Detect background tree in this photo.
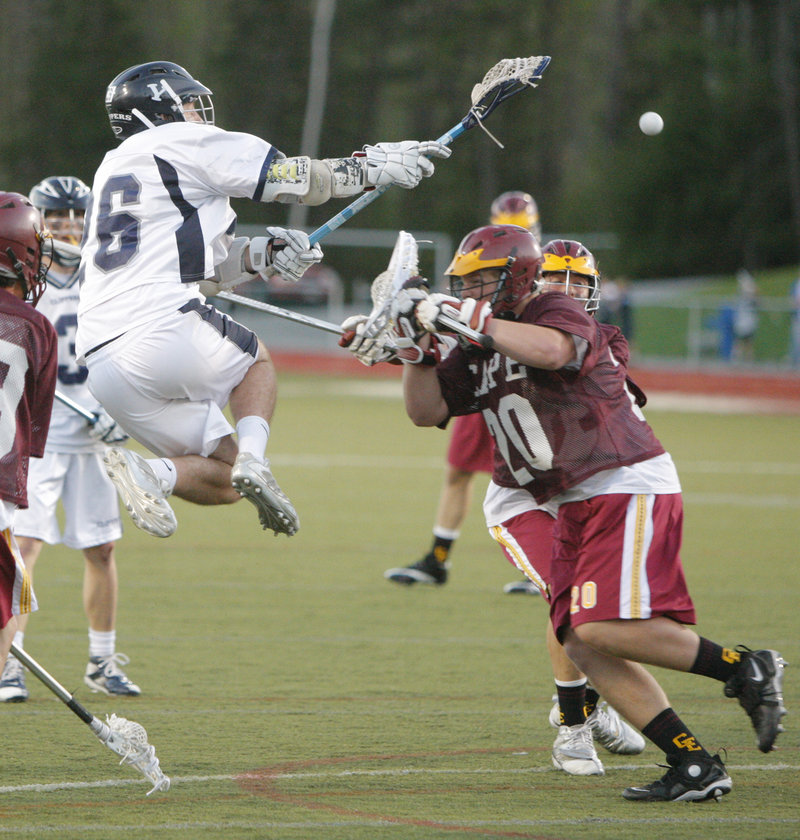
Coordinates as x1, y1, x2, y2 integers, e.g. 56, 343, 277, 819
1, 0, 798, 280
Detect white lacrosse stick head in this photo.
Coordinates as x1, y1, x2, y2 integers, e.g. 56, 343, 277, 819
352, 231, 420, 366
468, 56, 550, 148
102, 713, 171, 795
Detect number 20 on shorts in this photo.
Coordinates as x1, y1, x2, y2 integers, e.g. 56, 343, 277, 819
570, 581, 598, 615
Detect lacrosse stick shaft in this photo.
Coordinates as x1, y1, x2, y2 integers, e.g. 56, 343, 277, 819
55, 389, 97, 424
10, 643, 94, 723
217, 290, 344, 335
437, 314, 494, 350
309, 56, 550, 245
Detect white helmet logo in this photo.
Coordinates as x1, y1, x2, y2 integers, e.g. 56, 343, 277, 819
146, 80, 181, 105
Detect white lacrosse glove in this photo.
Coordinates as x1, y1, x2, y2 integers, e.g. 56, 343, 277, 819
253, 227, 323, 283
417, 294, 494, 346
338, 314, 396, 366
339, 314, 369, 351
89, 409, 129, 444
390, 277, 430, 342
362, 141, 452, 189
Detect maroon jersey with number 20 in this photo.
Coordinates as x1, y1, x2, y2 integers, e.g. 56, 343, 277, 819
435, 293, 664, 504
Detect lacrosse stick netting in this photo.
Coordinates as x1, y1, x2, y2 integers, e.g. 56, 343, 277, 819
351, 230, 419, 366
9, 643, 170, 795
465, 56, 550, 147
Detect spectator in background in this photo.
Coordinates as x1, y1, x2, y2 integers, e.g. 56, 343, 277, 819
732, 269, 759, 363
597, 276, 634, 347
789, 273, 800, 368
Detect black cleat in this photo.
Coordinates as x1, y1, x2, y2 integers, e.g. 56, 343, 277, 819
622, 752, 731, 802
724, 647, 787, 752
384, 552, 449, 586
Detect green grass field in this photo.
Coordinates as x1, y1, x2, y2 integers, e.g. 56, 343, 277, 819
2, 373, 798, 840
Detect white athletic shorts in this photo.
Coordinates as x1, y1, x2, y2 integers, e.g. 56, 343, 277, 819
85, 302, 260, 458
14, 451, 122, 550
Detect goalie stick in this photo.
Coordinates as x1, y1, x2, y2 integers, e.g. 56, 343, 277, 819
9, 644, 170, 795
308, 56, 551, 245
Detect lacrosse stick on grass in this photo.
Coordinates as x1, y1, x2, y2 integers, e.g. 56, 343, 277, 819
308, 55, 551, 245
9, 643, 170, 795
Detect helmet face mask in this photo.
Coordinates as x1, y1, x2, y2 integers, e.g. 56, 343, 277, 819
105, 61, 214, 140
490, 191, 541, 243
0, 192, 52, 305
538, 240, 601, 313
446, 225, 542, 316
29, 176, 90, 248
449, 268, 505, 309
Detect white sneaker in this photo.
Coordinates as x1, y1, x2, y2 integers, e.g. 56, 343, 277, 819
104, 447, 177, 538
231, 453, 299, 537
552, 723, 605, 776
588, 701, 646, 755
502, 578, 542, 595
0, 654, 28, 702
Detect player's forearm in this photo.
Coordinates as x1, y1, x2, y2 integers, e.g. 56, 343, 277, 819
402, 365, 449, 427
485, 319, 576, 370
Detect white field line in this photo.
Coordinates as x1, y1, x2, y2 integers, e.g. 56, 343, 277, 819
0, 761, 796, 795
270, 452, 800, 476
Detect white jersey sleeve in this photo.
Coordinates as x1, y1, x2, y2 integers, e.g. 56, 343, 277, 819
76, 123, 279, 359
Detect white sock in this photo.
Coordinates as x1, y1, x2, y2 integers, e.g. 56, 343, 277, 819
236, 416, 270, 461
12, 631, 23, 650
433, 526, 460, 541
88, 629, 115, 660
147, 458, 177, 494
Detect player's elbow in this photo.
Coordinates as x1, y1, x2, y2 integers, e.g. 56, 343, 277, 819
538, 332, 578, 370
406, 402, 447, 427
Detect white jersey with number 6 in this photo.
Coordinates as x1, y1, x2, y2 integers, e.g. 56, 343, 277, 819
76, 122, 278, 361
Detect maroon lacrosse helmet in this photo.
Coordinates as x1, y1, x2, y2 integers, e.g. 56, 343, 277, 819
539, 239, 601, 312
0, 192, 51, 305
490, 191, 541, 242
445, 224, 542, 315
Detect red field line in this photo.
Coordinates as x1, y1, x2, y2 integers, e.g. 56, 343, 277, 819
272, 351, 800, 412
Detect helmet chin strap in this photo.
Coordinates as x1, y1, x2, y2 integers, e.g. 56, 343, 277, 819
131, 108, 157, 130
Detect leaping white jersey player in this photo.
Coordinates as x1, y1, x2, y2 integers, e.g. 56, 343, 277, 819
76, 60, 451, 539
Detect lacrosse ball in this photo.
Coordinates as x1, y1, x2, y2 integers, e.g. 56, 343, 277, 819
639, 111, 664, 136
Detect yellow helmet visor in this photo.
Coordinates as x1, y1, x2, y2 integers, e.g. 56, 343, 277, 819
540, 253, 599, 277
445, 247, 510, 277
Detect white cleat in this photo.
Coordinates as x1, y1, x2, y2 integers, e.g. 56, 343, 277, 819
587, 701, 646, 755
552, 723, 605, 776
231, 452, 299, 537
103, 447, 177, 538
